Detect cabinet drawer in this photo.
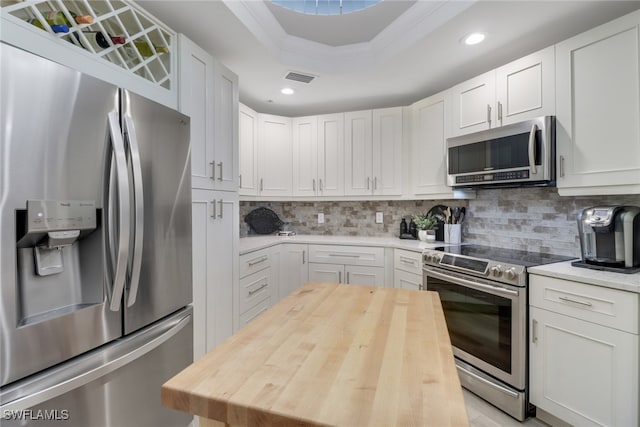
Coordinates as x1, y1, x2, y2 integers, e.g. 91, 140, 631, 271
530, 275, 639, 334
239, 248, 271, 278
239, 297, 271, 328
308, 245, 384, 267
239, 268, 272, 313
394, 249, 422, 275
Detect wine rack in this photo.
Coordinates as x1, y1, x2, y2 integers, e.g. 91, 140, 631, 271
1, 0, 174, 91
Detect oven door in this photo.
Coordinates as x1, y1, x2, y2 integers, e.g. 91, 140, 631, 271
423, 265, 526, 390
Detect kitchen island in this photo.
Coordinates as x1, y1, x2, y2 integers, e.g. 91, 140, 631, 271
162, 282, 468, 426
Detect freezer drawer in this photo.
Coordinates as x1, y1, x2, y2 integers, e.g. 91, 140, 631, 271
0, 307, 193, 427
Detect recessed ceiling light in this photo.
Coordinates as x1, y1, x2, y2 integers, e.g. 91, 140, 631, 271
281, 88, 295, 95
463, 32, 486, 46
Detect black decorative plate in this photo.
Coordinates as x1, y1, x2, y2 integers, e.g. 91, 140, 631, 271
245, 207, 284, 234
427, 205, 448, 242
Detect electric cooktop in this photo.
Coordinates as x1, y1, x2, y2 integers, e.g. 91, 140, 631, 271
432, 244, 576, 268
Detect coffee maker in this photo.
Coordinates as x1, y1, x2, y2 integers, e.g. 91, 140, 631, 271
573, 206, 640, 273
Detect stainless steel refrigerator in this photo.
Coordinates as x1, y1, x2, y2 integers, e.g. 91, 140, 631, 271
0, 43, 193, 426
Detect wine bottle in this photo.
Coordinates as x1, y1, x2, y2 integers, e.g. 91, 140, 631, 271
30, 10, 92, 33
133, 41, 169, 57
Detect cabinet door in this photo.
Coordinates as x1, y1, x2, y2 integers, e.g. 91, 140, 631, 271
239, 103, 258, 196
451, 70, 496, 137
278, 244, 309, 301
308, 263, 343, 283
213, 61, 239, 191
258, 114, 292, 196
345, 265, 385, 286
318, 113, 345, 196
556, 11, 640, 195
344, 110, 373, 195
190, 190, 210, 360
207, 193, 239, 349
372, 107, 402, 195
179, 36, 215, 191
410, 90, 453, 197
495, 46, 555, 126
292, 116, 318, 197
530, 307, 638, 427
394, 270, 422, 290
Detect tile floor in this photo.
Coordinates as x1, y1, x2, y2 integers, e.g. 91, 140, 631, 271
463, 390, 549, 427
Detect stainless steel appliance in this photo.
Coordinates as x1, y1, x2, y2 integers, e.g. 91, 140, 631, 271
446, 116, 555, 188
422, 245, 574, 420
1, 43, 193, 426
574, 205, 640, 273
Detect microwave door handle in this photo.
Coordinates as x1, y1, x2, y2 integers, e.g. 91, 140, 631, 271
107, 111, 130, 312
528, 123, 537, 175
123, 115, 144, 308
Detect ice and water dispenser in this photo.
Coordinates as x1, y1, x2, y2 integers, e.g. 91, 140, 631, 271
15, 200, 103, 324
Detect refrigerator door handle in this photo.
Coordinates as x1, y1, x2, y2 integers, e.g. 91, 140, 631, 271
0, 310, 192, 413
106, 111, 131, 312
123, 115, 145, 308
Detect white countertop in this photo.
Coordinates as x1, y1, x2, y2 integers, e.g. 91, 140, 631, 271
239, 234, 444, 255
528, 261, 640, 294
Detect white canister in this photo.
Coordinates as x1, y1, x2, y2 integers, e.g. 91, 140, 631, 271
445, 224, 462, 244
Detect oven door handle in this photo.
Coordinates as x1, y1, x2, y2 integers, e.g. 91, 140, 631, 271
423, 267, 518, 297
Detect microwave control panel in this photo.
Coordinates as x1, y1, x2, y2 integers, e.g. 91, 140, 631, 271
456, 169, 530, 184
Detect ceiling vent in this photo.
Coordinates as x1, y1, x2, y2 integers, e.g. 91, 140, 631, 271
284, 71, 316, 84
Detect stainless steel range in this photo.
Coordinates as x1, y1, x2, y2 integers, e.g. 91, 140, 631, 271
422, 245, 574, 421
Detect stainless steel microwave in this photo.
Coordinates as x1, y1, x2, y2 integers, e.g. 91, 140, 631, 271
446, 116, 556, 188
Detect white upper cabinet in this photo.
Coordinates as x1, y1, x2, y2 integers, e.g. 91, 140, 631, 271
556, 10, 640, 195
317, 114, 345, 197
179, 35, 214, 190
213, 61, 239, 192
239, 103, 258, 196
410, 90, 454, 197
451, 46, 555, 136
345, 108, 402, 196
495, 46, 555, 126
179, 36, 238, 192
258, 114, 293, 197
451, 70, 496, 137
292, 116, 318, 197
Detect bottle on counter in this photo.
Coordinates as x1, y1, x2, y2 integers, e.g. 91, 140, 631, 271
409, 220, 417, 239
400, 218, 408, 236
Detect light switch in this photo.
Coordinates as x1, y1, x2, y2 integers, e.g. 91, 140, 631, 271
318, 213, 325, 224
375, 212, 383, 224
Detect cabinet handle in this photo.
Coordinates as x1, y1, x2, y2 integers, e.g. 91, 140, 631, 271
319, 178, 323, 192
346, 272, 350, 283
367, 177, 371, 190
260, 178, 264, 192
487, 104, 492, 127
338, 271, 342, 283
210, 200, 216, 219
558, 295, 592, 307
328, 253, 360, 258
248, 282, 268, 296
248, 255, 268, 266
532, 319, 538, 343
313, 179, 316, 192
218, 200, 223, 219
399, 256, 416, 265
239, 174, 243, 188
559, 155, 565, 178
217, 162, 223, 181
374, 177, 378, 190
302, 250, 306, 264
497, 101, 503, 124
209, 162, 215, 180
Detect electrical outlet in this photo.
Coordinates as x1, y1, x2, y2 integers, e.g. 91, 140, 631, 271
318, 213, 325, 224
375, 212, 383, 224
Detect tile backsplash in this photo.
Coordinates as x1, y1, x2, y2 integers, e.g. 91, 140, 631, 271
240, 188, 640, 257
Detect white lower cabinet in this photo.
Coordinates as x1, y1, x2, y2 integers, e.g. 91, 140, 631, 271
529, 275, 639, 426
278, 244, 309, 301
393, 249, 423, 290
191, 189, 238, 359
238, 248, 276, 327
308, 263, 384, 286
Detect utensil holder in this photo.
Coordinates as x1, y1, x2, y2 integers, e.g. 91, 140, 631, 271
445, 224, 461, 244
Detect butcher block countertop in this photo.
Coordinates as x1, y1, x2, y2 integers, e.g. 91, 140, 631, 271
162, 282, 468, 427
